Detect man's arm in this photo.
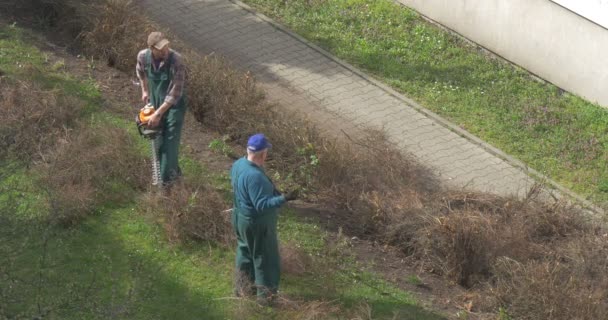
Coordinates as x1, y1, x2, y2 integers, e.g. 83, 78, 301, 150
248, 173, 286, 212
136, 50, 149, 103
164, 51, 185, 107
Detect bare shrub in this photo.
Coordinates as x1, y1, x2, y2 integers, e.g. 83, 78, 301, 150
43, 126, 146, 225
140, 180, 233, 245
274, 298, 341, 320
0, 78, 80, 163
320, 132, 430, 192
280, 242, 312, 276
518, 201, 589, 241
380, 190, 608, 317
348, 301, 379, 320
230, 294, 341, 320
387, 191, 592, 287
187, 57, 266, 135
80, 0, 154, 70
491, 242, 608, 320
423, 210, 498, 286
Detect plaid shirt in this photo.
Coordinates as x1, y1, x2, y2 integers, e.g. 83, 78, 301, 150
136, 48, 185, 106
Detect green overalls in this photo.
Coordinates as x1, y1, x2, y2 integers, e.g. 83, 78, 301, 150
145, 49, 186, 184
230, 157, 286, 298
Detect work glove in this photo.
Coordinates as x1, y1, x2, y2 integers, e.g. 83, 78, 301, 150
284, 189, 299, 201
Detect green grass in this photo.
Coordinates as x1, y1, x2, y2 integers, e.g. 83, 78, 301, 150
0, 23, 443, 319
241, 0, 608, 203
209, 138, 237, 159
1, 191, 233, 319
406, 275, 423, 286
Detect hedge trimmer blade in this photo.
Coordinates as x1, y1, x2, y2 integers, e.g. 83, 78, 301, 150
136, 104, 163, 187
150, 134, 162, 186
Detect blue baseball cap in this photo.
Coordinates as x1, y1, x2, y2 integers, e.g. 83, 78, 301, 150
247, 133, 272, 152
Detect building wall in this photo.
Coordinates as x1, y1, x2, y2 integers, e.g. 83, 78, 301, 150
397, 0, 608, 107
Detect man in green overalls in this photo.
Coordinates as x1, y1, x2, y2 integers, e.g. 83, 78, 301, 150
136, 32, 186, 185
230, 134, 298, 305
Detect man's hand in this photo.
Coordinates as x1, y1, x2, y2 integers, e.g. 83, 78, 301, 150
141, 90, 149, 103
147, 112, 162, 128
284, 189, 299, 201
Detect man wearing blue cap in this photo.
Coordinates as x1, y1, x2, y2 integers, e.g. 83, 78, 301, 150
230, 133, 298, 305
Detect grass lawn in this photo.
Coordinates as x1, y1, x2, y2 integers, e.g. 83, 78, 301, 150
0, 23, 443, 319
240, 0, 608, 204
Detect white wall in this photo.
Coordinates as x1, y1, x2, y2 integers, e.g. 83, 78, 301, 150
397, 0, 608, 107
551, 0, 608, 29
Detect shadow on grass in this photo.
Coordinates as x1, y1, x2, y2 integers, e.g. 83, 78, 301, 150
0, 204, 232, 319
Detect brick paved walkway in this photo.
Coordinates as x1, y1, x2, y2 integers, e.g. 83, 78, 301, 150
139, 0, 540, 198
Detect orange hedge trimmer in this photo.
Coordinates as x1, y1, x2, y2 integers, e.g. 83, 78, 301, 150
136, 104, 162, 186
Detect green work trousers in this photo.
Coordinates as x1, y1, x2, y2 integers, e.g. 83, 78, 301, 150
159, 105, 185, 183
232, 211, 280, 297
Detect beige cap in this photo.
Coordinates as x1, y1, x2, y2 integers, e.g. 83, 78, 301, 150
147, 32, 169, 50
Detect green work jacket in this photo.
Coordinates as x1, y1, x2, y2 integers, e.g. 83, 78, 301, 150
230, 158, 285, 217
